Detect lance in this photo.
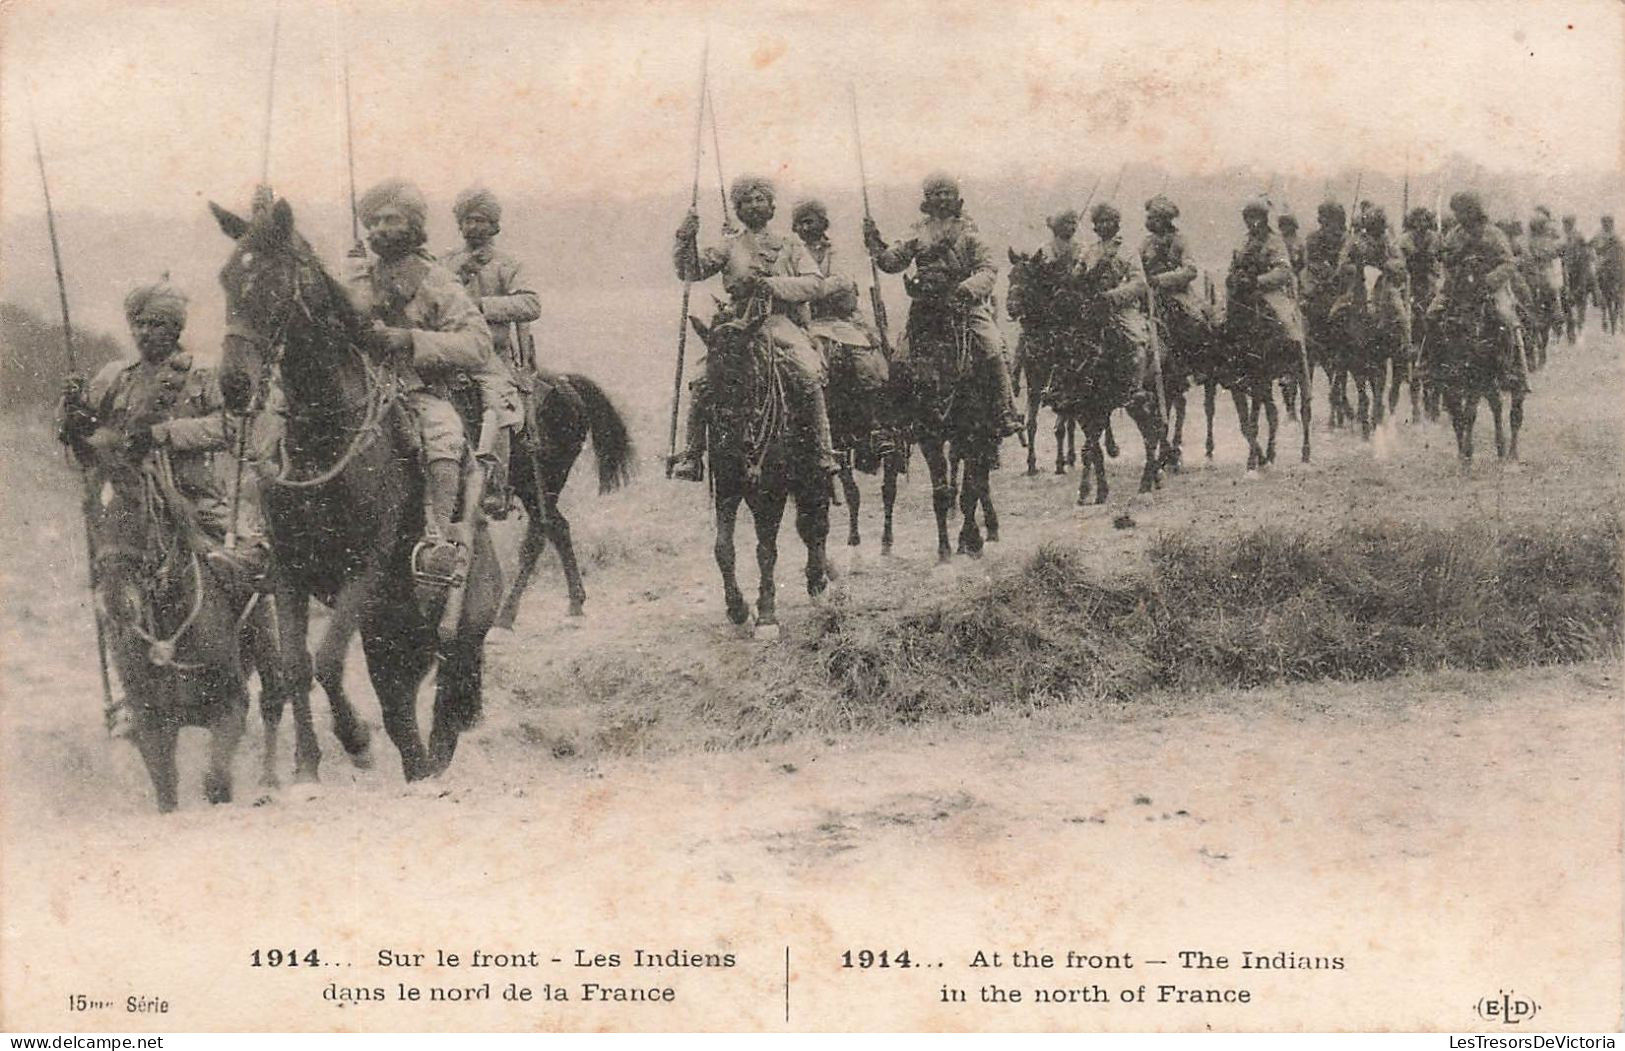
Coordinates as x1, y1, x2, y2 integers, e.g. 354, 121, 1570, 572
1079, 171, 1104, 214
229, 8, 281, 550
343, 47, 360, 245
667, 39, 711, 477
706, 85, 730, 225
1106, 162, 1128, 206
31, 99, 115, 723
849, 83, 891, 352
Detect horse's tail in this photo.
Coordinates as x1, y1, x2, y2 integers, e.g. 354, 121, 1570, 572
565, 374, 635, 493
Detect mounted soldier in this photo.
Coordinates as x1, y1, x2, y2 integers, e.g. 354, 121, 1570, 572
1228, 196, 1305, 346
440, 186, 538, 518
791, 198, 890, 465
1559, 214, 1600, 339
57, 277, 266, 736
343, 178, 519, 582
1593, 215, 1623, 334
1428, 191, 1527, 392
1278, 211, 1307, 278
862, 172, 1023, 438
1333, 204, 1412, 343
1400, 207, 1444, 340
1072, 202, 1155, 396
670, 175, 839, 483
1141, 194, 1211, 358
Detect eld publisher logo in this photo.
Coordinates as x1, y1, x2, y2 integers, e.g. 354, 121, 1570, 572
1475, 989, 1541, 1025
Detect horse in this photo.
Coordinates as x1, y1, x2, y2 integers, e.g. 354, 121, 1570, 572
1329, 262, 1408, 438
688, 306, 831, 636
75, 439, 291, 812
1215, 290, 1313, 471
1006, 248, 1080, 475
893, 304, 1003, 559
1521, 252, 1564, 371
1148, 272, 1227, 470
214, 196, 500, 781
490, 371, 634, 626
812, 322, 909, 555
1428, 293, 1525, 464
1043, 304, 1168, 507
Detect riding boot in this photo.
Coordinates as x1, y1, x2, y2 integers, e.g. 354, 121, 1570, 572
418, 457, 470, 586
987, 351, 1024, 437
670, 390, 707, 482
809, 383, 839, 476
479, 427, 513, 519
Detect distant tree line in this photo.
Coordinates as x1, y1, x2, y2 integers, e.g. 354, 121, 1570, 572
0, 302, 120, 416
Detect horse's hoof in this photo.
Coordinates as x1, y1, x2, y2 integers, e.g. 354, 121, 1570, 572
1026, 465, 1041, 477
567, 601, 586, 618
754, 621, 782, 641
985, 525, 999, 543
204, 778, 232, 806
1054, 465, 1067, 476
732, 618, 756, 639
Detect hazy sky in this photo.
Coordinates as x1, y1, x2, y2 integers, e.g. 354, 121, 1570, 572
2, 0, 1621, 221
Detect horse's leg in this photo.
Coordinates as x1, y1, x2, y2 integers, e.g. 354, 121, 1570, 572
1460, 393, 1478, 463
494, 505, 548, 629
271, 587, 324, 782
752, 487, 788, 633
1053, 412, 1066, 475
1168, 391, 1187, 472
1026, 386, 1042, 475
203, 666, 247, 806
840, 465, 861, 546
714, 484, 750, 626
1204, 380, 1218, 459
1077, 422, 1098, 505
958, 462, 984, 557
880, 454, 899, 555
1508, 389, 1524, 460
241, 604, 284, 790
310, 578, 374, 768
130, 702, 180, 813
1232, 387, 1260, 471
920, 442, 954, 562
795, 480, 831, 597
981, 475, 999, 542
427, 633, 485, 775
1298, 353, 1314, 462
1355, 364, 1373, 440
1067, 416, 1078, 466
1103, 418, 1120, 459
1488, 388, 1507, 459
359, 614, 435, 782
1261, 389, 1279, 464
1132, 403, 1161, 493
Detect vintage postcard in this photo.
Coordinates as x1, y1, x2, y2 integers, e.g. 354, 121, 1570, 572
1, 0, 1620, 1035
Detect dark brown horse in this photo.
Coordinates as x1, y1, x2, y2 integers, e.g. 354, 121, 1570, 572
689, 307, 831, 637
1429, 294, 1525, 464
71, 439, 291, 811
214, 196, 499, 781
1007, 248, 1080, 476
489, 372, 634, 626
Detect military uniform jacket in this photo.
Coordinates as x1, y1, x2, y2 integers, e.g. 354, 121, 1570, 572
674, 226, 829, 327
1141, 229, 1205, 321
1400, 229, 1444, 305
345, 248, 519, 427
1336, 231, 1411, 318
1229, 229, 1304, 343
803, 239, 877, 349
1075, 234, 1150, 347
1593, 232, 1624, 282
1433, 224, 1518, 316
440, 243, 541, 367
81, 350, 230, 504
873, 214, 998, 320
1302, 226, 1345, 305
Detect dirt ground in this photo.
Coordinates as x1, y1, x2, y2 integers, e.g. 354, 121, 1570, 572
2, 327, 1621, 1032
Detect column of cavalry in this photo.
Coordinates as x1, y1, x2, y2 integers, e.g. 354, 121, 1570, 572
38, 28, 1612, 811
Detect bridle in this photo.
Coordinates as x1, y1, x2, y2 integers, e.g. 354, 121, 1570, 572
230, 243, 393, 489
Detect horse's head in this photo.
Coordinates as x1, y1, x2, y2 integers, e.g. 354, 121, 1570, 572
211, 195, 364, 413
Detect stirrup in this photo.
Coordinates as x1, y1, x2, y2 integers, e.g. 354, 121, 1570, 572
410, 536, 469, 591
668, 451, 705, 482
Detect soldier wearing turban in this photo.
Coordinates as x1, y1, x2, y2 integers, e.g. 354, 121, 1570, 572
671, 174, 840, 481
1429, 191, 1528, 392
1227, 195, 1305, 346
441, 186, 537, 518
345, 178, 516, 580
1062, 200, 1155, 400
1400, 207, 1445, 345
1140, 193, 1211, 369
790, 197, 892, 466
861, 173, 1023, 437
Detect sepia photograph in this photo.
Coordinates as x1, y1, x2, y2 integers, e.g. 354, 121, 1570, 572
1, 0, 1621, 1035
